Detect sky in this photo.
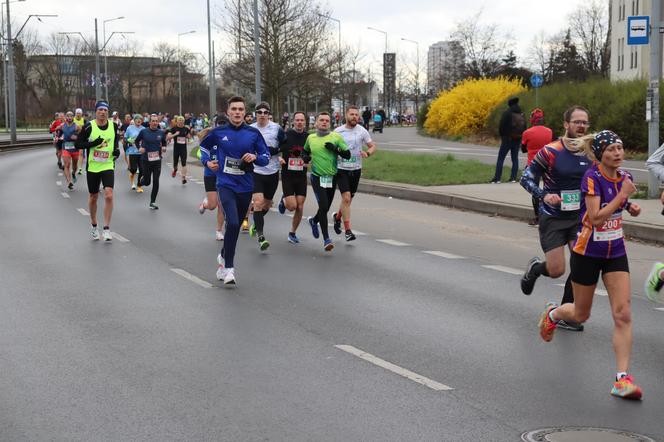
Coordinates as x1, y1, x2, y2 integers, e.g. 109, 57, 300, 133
12, 0, 584, 77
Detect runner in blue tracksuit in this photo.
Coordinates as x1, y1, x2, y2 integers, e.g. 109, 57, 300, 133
199, 96, 270, 285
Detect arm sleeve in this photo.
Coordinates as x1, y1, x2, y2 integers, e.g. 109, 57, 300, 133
160, 130, 167, 147
581, 173, 597, 196
335, 134, 351, 159
253, 132, 271, 167
199, 134, 213, 166
646, 142, 664, 182
519, 147, 549, 199
498, 111, 511, 137
74, 123, 96, 149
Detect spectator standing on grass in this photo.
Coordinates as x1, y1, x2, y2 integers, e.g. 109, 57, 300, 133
491, 97, 526, 183
521, 108, 555, 225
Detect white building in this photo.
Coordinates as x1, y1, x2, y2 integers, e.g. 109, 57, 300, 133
610, 0, 663, 81
426, 41, 464, 94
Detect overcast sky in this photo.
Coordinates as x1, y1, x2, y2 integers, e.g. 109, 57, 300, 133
15, 0, 585, 76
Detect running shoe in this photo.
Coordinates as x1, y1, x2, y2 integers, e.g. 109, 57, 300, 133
102, 229, 112, 242
557, 320, 584, 332
345, 230, 356, 242
521, 257, 542, 295
538, 302, 558, 342
611, 375, 643, 400
644, 262, 664, 303
249, 224, 256, 238
223, 267, 236, 285
68, 182, 74, 190
333, 212, 342, 235
182, 179, 187, 185
216, 265, 226, 281
308, 216, 319, 238
217, 253, 224, 266
241, 218, 249, 233
199, 198, 208, 214
287, 232, 300, 244
258, 235, 270, 251
149, 203, 159, 210
77, 167, 83, 175
131, 184, 136, 190
136, 186, 144, 193
278, 197, 286, 214
171, 169, 177, 178
215, 230, 224, 241
324, 238, 334, 251
91, 226, 100, 241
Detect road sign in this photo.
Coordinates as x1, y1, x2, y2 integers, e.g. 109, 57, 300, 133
530, 74, 543, 88
628, 16, 650, 45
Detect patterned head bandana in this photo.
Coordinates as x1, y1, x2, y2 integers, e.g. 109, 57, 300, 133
592, 130, 622, 161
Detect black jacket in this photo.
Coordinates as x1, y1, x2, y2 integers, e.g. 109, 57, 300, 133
498, 103, 522, 138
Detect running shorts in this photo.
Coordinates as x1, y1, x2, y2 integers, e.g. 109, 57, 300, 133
281, 172, 307, 197
62, 150, 80, 160
252, 172, 279, 201
173, 145, 187, 167
538, 214, 579, 253
337, 169, 362, 197
204, 175, 217, 192
570, 252, 629, 286
87, 169, 114, 194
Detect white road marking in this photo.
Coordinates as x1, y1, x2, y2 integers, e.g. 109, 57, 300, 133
270, 208, 279, 213
352, 230, 367, 236
111, 232, 130, 242
56, 180, 62, 186
60, 192, 70, 199
335, 344, 453, 391
170, 268, 213, 289
555, 283, 608, 296
482, 265, 522, 275
655, 308, 664, 312
77, 208, 90, 216
423, 250, 465, 259
57, 172, 63, 176
376, 239, 410, 246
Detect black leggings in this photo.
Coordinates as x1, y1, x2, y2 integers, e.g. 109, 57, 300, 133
141, 159, 161, 203
129, 155, 141, 175
310, 174, 336, 240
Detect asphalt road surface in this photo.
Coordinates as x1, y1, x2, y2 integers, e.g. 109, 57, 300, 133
1, 147, 663, 441
373, 127, 653, 185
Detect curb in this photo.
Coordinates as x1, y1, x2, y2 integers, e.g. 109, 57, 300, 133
358, 179, 664, 245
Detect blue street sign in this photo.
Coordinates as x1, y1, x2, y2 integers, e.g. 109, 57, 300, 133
628, 16, 650, 45
530, 74, 544, 89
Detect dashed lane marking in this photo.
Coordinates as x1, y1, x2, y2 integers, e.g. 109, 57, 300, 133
56, 180, 62, 186
423, 250, 465, 259
482, 265, 522, 275
60, 192, 70, 199
58, 172, 63, 176
335, 344, 453, 391
77, 208, 90, 216
170, 268, 213, 289
353, 230, 367, 236
655, 308, 664, 312
555, 283, 608, 296
376, 239, 410, 246
111, 232, 130, 242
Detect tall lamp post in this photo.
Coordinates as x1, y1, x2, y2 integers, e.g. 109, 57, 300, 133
400, 37, 419, 113
367, 26, 388, 113
206, 0, 216, 118
317, 13, 343, 114
102, 16, 124, 101
1, 0, 26, 133
177, 30, 196, 116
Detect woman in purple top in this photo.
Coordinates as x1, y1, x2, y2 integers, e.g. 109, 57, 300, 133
538, 130, 644, 400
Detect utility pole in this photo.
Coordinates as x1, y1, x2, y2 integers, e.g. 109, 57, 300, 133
648, 0, 662, 198
253, 0, 261, 103
5, 0, 15, 142
94, 18, 101, 102
207, 0, 216, 117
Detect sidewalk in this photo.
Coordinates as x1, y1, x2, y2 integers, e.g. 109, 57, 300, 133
359, 179, 664, 245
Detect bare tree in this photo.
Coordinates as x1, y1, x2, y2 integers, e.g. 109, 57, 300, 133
568, 0, 610, 76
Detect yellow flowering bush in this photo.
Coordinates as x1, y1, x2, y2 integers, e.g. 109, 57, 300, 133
425, 77, 526, 137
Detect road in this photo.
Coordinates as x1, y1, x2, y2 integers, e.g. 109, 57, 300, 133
372, 127, 653, 185
1, 146, 663, 441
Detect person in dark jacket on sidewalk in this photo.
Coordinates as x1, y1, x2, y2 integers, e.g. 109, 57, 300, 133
491, 97, 525, 183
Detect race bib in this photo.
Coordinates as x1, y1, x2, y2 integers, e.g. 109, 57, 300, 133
64, 142, 76, 151
341, 156, 358, 165
147, 151, 160, 162
320, 175, 333, 188
593, 214, 623, 242
288, 158, 304, 171
92, 150, 109, 163
223, 157, 245, 175
560, 190, 581, 211
176, 137, 186, 145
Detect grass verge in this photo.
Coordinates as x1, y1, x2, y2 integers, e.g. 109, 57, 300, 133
361, 151, 518, 186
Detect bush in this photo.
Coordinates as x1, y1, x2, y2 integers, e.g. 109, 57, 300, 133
417, 101, 430, 129
424, 77, 526, 137
485, 77, 656, 151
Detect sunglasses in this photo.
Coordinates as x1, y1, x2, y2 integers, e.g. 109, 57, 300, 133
255, 110, 270, 115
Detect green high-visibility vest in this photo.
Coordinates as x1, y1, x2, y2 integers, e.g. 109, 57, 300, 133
87, 120, 116, 173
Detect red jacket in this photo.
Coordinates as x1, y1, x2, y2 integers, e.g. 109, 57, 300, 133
522, 125, 554, 165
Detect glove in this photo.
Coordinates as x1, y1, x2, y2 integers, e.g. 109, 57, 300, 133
269, 145, 280, 155
302, 153, 312, 164
113, 149, 120, 161
239, 160, 254, 172
324, 142, 337, 153
92, 136, 104, 147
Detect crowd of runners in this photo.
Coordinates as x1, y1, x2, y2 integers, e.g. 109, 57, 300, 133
48, 98, 664, 403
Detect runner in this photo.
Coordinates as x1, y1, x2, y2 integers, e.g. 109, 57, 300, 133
73, 108, 87, 175
119, 113, 133, 169
644, 142, 664, 303
249, 102, 286, 251
49, 112, 65, 170
197, 119, 226, 241
135, 114, 167, 210
520, 108, 554, 225
59, 112, 81, 190
538, 130, 643, 400
74, 100, 120, 242
123, 114, 145, 192
304, 112, 351, 251
332, 106, 377, 241
167, 116, 192, 184
520, 105, 592, 332
276, 111, 309, 243
199, 95, 270, 284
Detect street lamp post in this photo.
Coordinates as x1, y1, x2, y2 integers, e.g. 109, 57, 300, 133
367, 26, 388, 113
1, 0, 27, 133
177, 30, 195, 116
401, 37, 419, 113
253, 0, 261, 103
318, 13, 343, 115
207, 0, 215, 118
4, 0, 15, 142
367, 26, 387, 53
102, 16, 124, 102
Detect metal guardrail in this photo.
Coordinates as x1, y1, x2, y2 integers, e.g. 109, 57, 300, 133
0, 138, 53, 152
